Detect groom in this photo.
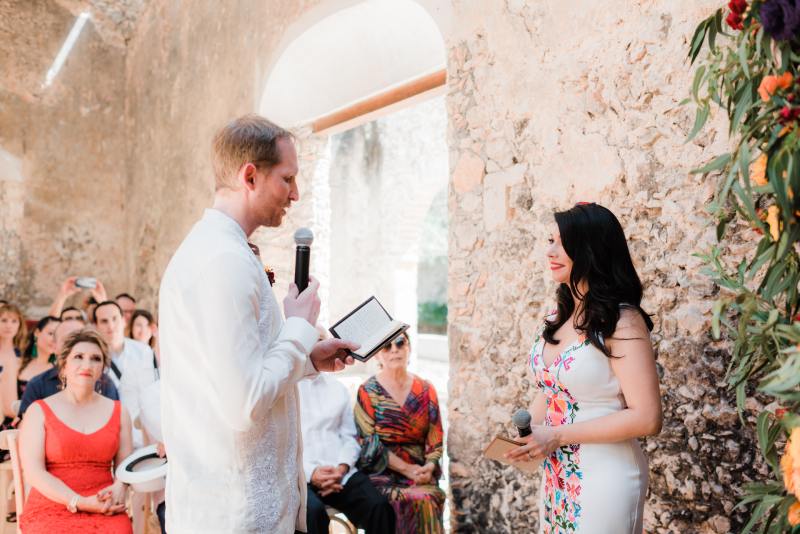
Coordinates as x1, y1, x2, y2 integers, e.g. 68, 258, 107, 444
159, 114, 357, 533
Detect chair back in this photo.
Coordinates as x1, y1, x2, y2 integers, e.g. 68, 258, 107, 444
0, 429, 25, 526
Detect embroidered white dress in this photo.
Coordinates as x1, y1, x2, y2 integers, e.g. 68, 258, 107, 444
529, 323, 649, 534
159, 209, 319, 533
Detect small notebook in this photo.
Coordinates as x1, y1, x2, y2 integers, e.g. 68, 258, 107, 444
329, 296, 409, 362
483, 435, 542, 474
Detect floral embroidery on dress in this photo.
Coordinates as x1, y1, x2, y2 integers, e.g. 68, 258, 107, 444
530, 316, 584, 534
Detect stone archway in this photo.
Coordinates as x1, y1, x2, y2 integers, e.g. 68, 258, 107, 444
253, 0, 450, 331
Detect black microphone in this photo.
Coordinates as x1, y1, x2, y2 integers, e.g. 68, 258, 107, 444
293, 228, 314, 292
512, 409, 532, 438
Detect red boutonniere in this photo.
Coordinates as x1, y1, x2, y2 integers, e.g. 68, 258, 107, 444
264, 265, 275, 286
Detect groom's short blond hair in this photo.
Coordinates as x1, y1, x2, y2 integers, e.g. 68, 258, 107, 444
211, 114, 293, 191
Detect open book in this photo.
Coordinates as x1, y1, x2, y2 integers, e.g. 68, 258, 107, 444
329, 296, 409, 362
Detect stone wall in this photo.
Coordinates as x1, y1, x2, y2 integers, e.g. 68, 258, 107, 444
444, 1, 748, 533
2, 0, 765, 532
0, 0, 129, 314
123, 0, 325, 310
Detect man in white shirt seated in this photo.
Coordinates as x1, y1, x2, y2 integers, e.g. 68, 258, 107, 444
94, 300, 156, 447
299, 373, 395, 534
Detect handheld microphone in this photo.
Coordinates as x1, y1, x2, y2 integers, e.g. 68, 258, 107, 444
293, 228, 314, 292
512, 409, 532, 438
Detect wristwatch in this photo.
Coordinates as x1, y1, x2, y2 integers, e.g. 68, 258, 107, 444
67, 495, 79, 513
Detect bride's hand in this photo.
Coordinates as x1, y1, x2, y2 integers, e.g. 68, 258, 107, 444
504, 426, 561, 462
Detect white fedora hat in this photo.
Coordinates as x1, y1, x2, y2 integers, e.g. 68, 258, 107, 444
115, 444, 167, 493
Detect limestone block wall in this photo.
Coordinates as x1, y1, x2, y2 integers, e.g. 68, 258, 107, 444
0, 0, 129, 313
444, 1, 750, 532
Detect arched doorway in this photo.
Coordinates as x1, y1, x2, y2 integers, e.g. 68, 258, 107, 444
257, 1, 451, 525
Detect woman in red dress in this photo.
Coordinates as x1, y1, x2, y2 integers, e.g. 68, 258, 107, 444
19, 329, 133, 533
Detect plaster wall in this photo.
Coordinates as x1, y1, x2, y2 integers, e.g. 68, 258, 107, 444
0, 0, 129, 313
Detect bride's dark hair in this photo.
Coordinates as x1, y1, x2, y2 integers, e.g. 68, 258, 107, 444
543, 203, 653, 357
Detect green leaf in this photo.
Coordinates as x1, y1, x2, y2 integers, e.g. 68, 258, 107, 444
731, 81, 754, 132
689, 18, 711, 64
691, 152, 731, 174
687, 104, 710, 142
738, 37, 751, 78
692, 65, 707, 102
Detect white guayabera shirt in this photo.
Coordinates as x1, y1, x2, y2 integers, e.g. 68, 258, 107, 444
159, 209, 319, 533
297, 373, 361, 485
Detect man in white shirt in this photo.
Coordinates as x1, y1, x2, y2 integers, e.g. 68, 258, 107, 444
159, 114, 357, 534
299, 374, 395, 534
94, 300, 156, 447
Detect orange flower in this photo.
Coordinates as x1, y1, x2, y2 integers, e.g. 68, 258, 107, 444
751, 154, 769, 186
767, 205, 781, 241
758, 72, 794, 102
782, 427, 800, 501
790, 501, 800, 527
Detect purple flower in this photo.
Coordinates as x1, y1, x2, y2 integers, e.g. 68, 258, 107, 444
760, 0, 800, 41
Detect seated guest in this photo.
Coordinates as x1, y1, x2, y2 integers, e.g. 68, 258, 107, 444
0, 303, 27, 419
355, 332, 446, 534
94, 301, 155, 446
21, 316, 60, 374
19, 319, 119, 417
60, 307, 86, 322
299, 372, 395, 534
0, 316, 61, 427
47, 276, 107, 319
130, 309, 159, 360
131, 345, 165, 534
115, 293, 136, 335
19, 329, 133, 533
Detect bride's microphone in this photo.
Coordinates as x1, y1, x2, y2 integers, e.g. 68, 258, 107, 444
293, 228, 313, 292
513, 409, 532, 438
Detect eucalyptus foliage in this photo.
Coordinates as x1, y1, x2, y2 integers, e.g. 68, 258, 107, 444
688, 3, 800, 532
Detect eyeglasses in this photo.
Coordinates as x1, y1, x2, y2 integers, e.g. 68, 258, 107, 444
381, 336, 407, 351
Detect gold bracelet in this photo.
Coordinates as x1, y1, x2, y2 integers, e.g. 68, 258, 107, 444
67, 494, 79, 513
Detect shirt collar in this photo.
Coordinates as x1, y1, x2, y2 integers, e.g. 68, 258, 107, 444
203, 208, 248, 242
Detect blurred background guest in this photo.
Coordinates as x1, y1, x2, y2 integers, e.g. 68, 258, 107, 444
19, 329, 133, 533
130, 309, 159, 360
115, 293, 137, 336
94, 300, 155, 447
0, 317, 62, 428
60, 307, 86, 322
48, 277, 107, 320
354, 332, 445, 534
0, 303, 27, 422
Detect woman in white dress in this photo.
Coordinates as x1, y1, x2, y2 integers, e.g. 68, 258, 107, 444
506, 203, 662, 534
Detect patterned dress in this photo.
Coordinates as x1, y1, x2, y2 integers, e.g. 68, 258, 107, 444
354, 375, 446, 534
529, 318, 649, 534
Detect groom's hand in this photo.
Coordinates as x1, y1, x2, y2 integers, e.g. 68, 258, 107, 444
310, 338, 358, 372
284, 276, 321, 325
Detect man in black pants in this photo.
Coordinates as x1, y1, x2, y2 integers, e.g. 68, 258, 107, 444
299, 373, 395, 533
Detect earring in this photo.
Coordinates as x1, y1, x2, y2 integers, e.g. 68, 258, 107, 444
59, 375, 66, 390
32, 337, 37, 357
